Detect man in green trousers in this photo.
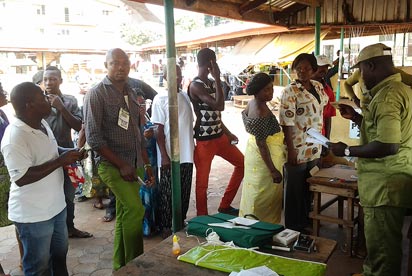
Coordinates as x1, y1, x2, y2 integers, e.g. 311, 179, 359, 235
83, 48, 154, 270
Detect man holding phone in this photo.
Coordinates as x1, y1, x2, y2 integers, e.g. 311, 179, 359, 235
43, 66, 92, 239
188, 48, 244, 216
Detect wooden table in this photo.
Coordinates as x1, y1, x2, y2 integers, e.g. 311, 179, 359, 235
114, 230, 337, 276
307, 167, 359, 256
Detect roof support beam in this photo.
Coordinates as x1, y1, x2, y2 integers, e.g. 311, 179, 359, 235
239, 0, 267, 16
293, 0, 320, 7
130, 0, 288, 26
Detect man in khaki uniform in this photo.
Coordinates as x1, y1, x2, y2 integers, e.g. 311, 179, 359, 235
329, 43, 412, 276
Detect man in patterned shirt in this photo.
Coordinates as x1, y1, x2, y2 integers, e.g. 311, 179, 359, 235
188, 48, 244, 216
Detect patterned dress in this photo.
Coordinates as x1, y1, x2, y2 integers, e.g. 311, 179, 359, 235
239, 111, 286, 224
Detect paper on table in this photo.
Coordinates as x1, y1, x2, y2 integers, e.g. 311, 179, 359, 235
208, 222, 251, 229
228, 217, 258, 226
306, 128, 330, 148
229, 266, 279, 276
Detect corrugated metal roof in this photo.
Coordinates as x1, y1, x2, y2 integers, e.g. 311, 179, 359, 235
133, 0, 412, 30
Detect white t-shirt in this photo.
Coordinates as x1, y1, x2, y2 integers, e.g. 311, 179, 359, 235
151, 90, 194, 167
1, 119, 66, 223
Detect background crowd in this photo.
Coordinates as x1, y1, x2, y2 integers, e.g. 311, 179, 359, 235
0, 43, 411, 276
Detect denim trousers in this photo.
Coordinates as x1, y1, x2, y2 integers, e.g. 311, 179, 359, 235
98, 162, 145, 271
194, 134, 244, 215
14, 208, 68, 276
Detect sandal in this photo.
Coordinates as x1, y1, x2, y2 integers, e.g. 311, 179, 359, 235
93, 202, 105, 210
103, 213, 115, 222
68, 228, 93, 238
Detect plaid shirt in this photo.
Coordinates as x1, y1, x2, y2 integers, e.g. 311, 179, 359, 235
83, 76, 145, 168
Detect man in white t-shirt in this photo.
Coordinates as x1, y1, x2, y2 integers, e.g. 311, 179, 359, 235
151, 64, 194, 238
1, 82, 84, 276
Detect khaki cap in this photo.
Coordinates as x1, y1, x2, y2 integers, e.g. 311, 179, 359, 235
315, 55, 332, 67
351, 43, 392, 69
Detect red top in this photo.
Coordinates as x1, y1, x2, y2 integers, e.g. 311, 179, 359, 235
322, 81, 336, 135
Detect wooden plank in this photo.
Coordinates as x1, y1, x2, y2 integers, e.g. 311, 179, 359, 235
309, 212, 356, 227
309, 183, 357, 197
307, 176, 358, 190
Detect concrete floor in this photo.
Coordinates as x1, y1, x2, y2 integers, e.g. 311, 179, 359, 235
0, 101, 409, 275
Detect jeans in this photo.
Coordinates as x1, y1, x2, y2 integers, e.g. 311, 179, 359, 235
14, 208, 68, 276
98, 162, 145, 271
194, 134, 244, 215
106, 190, 116, 217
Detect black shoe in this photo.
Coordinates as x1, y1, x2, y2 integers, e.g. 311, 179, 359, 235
218, 206, 239, 216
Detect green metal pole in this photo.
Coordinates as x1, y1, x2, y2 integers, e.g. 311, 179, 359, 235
287, 67, 291, 85
336, 27, 344, 101
315, 6, 321, 55
279, 69, 283, 86
164, 0, 183, 232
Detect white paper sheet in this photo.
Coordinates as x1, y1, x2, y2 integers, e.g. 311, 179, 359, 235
229, 266, 279, 276
306, 128, 330, 147
228, 217, 258, 226
208, 222, 251, 229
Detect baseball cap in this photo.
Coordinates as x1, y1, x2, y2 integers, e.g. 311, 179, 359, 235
351, 43, 392, 69
315, 55, 332, 67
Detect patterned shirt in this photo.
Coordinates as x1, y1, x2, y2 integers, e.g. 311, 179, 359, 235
83, 76, 144, 168
279, 80, 328, 164
45, 94, 82, 148
189, 77, 223, 141
242, 111, 281, 141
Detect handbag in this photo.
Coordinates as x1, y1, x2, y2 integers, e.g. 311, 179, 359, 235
187, 213, 284, 248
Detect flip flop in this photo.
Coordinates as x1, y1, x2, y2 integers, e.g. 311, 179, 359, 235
93, 202, 104, 210
68, 228, 93, 238
103, 213, 115, 222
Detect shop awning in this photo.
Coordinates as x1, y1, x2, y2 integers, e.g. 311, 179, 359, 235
218, 34, 275, 75
219, 31, 328, 75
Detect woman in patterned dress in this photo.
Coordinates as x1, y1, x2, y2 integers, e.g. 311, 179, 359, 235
239, 73, 286, 224
279, 54, 328, 232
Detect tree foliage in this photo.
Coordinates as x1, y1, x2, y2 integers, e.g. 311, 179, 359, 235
120, 23, 162, 46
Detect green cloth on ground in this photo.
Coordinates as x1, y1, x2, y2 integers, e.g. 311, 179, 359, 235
178, 244, 326, 276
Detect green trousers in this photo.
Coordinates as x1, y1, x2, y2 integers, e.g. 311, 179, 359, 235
98, 162, 144, 271
363, 205, 406, 276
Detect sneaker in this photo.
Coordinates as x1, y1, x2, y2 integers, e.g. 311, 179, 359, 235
218, 206, 239, 216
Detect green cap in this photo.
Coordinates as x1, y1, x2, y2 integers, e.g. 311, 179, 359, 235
351, 43, 392, 69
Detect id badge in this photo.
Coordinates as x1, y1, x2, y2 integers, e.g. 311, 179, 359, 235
118, 108, 130, 130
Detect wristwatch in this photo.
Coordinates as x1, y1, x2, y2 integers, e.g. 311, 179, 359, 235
344, 146, 351, 157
